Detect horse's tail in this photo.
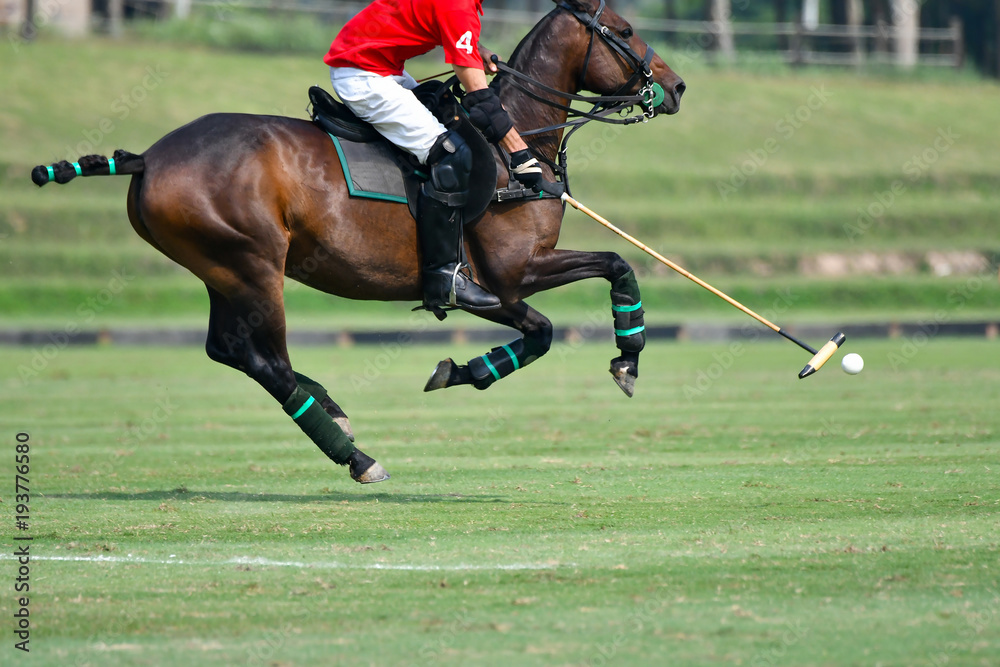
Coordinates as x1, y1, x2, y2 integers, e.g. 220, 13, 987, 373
31, 149, 144, 187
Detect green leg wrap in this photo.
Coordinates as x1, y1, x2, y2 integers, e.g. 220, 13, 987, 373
611, 270, 646, 353
282, 386, 354, 464
294, 371, 330, 403
467, 338, 544, 390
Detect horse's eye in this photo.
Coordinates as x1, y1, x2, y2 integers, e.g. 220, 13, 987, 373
621, 27, 633, 39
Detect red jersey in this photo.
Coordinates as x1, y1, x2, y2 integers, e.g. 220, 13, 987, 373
325, 0, 485, 77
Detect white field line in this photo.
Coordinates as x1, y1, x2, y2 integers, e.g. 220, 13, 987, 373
0, 553, 570, 572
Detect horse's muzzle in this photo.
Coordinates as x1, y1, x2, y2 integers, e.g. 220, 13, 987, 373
657, 78, 686, 115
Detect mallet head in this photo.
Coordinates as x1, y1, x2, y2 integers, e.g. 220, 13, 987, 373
799, 332, 847, 379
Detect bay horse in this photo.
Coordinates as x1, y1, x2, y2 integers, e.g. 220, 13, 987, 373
31, 0, 684, 484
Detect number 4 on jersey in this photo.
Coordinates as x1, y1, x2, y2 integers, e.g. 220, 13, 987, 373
455, 31, 474, 54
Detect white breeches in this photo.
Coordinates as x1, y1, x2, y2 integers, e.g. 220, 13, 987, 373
329, 67, 447, 165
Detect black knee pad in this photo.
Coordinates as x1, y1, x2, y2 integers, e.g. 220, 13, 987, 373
425, 131, 472, 197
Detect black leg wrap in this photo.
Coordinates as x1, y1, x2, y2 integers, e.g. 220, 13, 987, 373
610, 270, 646, 353
467, 338, 542, 390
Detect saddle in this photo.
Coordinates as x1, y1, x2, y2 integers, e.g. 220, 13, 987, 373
308, 80, 498, 222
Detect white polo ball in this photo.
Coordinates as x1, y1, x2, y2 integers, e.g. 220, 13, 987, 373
841, 353, 864, 375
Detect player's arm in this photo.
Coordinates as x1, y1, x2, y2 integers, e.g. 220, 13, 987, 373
452, 65, 527, 154
454, 65, 543, 190
442, 5, 544, 190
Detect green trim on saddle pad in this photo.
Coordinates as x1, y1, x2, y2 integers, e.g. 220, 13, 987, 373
328, 133, 408, 205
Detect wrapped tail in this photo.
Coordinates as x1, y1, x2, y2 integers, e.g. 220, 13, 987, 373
31, 149, 144, 187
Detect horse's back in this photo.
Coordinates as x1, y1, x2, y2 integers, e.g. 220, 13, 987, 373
129, 111, 421, 301
143, 113, 322, 177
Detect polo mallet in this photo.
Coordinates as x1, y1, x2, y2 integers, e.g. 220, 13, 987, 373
558, 191, 845, 379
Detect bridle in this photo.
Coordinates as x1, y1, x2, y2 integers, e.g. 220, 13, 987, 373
490, 0, 666, 137
487, 0, 667, 199
563, 0, 659, 113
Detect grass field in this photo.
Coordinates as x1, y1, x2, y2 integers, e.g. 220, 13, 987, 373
2, 38, 999, 327
2, 16, 998, 667
1, 338, 998, 665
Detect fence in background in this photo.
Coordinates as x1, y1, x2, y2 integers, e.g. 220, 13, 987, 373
634, 15, 964, 68
168, 0, 965, 68
2, 0, 964, 69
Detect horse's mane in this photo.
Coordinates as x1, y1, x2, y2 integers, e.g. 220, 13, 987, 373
493, 5, 562, 91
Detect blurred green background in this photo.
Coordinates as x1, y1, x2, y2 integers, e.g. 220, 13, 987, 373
1, 2, 998, 332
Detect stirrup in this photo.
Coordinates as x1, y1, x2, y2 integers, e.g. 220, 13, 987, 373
416, 263, 500, 314
447, 263, 463, 307
447, 265, 500, 311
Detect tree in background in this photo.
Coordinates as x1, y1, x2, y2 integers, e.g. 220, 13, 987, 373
923, 0, 999, 76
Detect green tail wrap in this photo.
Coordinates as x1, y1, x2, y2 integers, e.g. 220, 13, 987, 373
610, 270, 646, 353
282, 385, 354, 464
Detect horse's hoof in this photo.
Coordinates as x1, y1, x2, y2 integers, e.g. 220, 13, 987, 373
609, 358, 638, 398
333, 416, 355, 442
348, 449, 391, 484
354, 461, 390, 484
424, 358, 457, 392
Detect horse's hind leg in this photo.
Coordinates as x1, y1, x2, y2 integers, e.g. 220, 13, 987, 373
204, 285, 387, 483
206, 287, 356, 440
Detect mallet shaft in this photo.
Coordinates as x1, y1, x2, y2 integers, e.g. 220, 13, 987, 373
560, 193, 846, 379
562, 193, 811, 348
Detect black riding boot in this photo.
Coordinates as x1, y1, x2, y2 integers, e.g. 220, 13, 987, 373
417, 131, 500, 311
417, 196, 500, 311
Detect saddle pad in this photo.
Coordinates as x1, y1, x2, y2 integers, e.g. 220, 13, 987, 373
328, 133, 408, 204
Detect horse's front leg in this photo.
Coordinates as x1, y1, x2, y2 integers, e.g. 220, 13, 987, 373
424, 300, 553, 391
427, 249, 646, 396
515, 248, 646, 397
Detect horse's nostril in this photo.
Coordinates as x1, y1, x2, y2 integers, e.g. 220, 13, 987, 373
674, 80, 686, 98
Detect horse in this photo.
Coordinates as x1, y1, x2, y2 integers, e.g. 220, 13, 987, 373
30, 0, 685, 484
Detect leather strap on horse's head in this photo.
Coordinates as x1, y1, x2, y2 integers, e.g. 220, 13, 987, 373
556, 0, 655, 95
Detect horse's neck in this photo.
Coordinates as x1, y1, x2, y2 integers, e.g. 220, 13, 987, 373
496, 17, 580, 164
